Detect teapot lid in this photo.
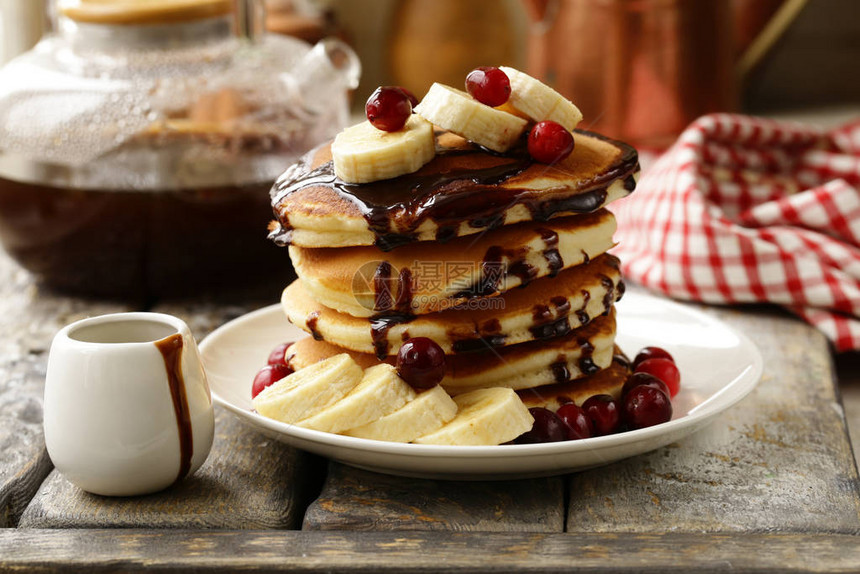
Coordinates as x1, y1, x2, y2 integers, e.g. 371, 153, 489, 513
59, 0, 232, 25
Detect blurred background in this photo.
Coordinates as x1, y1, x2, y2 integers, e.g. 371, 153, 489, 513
332, 0, 860, 147
0, 0, 856, 300
2, 0, 858, 145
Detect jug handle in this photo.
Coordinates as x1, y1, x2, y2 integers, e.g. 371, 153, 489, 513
286, 38, 361, 117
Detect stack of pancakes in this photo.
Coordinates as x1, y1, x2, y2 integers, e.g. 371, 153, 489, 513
270, 130, 638, 411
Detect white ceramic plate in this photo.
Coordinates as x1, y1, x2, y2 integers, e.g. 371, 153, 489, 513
202, 291, 763, 480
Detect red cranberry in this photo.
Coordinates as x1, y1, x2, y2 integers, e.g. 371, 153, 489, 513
251, 364, 292, 399
465, 66, 511, 107
515, 407, 567, 443
621, 372, 670, 399
394, 86, 419, 107
622, 385, 673, 430
527, 121, 575, 164
632, 346, 675, 369
366, 86, 412, 132
396, 337, 446, 390
581, 394, 621, 436
556, 403, 593, 440
267, 342, 293, 367
635, 358, 681, 398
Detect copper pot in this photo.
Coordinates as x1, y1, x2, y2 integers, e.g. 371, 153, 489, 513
525, 0, 739, 148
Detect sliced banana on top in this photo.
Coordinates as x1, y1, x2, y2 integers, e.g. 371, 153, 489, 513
344, 384, 458, 443
413, 387, 534, 446
499, 67, 583, 132
415, 83, 528, 153
297, 364, 416, 433
331, 115, 436, 184
252, 353, 363, 424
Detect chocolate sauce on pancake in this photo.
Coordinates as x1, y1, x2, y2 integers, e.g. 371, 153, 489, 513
271, 130, 639, 252
453, 227, 573, 300
550, 295, 571, 315
370, 313, 414, 359
306, 311, 324, 341
551, 358, 570, 384
373, 262, 395, 312
452, 335, 507, 354
577, 289, 592, 324
616, 280, 626, 301
600, 275, 616, 310
578, 341, 600, 375
393, 267, 414, 313
537, 228, 564, 277
529, 317, 572, 340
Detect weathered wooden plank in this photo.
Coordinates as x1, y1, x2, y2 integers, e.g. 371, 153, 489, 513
303, 463, 564, 532
0, 251, 133, 527
18, 406, 320, 530
2, 530, 860, 573
567, 305, 860, 533
837, 351, 860, 464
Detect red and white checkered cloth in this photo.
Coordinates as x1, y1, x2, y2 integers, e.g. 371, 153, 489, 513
612, 113, 860, 352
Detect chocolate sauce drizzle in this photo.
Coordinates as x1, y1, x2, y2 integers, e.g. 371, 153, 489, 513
578, 340, 600, 375
370, 314, 414, 359
271, 130, 639, 251
306, 311, 323, 341
600, 274, 616, 311
154, 334, 193, 483
576, 289, 591, 325
454, 228, 568, 301
551, 357, 570, 384
394, 268, 414, 313
613, 353, 632, 371
537, 228, 563, 277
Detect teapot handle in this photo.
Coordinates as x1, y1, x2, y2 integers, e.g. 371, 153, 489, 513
290, 38, 361, 115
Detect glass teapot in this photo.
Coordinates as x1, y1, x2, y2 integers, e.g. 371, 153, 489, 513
0, 0, 360, 299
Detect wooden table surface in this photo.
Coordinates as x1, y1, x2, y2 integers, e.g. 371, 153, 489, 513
1, 245, 859, 574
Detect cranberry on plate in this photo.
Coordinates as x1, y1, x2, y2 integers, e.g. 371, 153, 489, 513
581, 394, 621, 436
621, 372, 671, 399
397, 337, 446, 390
515, 407, 567, 443
556, 403, 594, 440
635, 358, 681, 398
267, 342, 293, 367
251, 364, 292, 399
632, 346, 675, 369
622, 385, 673, 430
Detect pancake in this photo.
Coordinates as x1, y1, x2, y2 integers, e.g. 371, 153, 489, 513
286, 308, 616, 393
518, 350, 630, 411
270, 130, 639, 250
282, 254, 622, 357
290, 210, 616, 317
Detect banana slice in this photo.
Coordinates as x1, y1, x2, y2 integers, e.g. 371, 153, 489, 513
252, 354, 363, 424
331, 115, 436, 184
415, 83, 528, 152
297, 364, 416, 433
499, 67, 583, 132
344, 385, 457, 443
413, 387, 534, 446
